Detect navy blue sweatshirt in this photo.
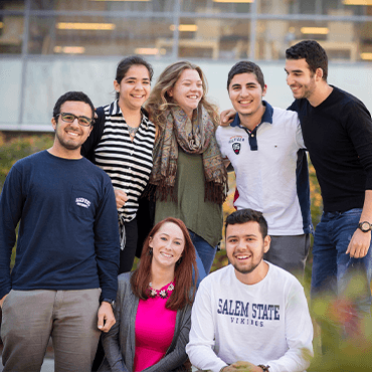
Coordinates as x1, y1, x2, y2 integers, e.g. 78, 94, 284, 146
288, 86, 372, 212
0, 151, 120, 300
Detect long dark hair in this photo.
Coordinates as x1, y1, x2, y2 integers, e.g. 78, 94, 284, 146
131, 217, 197, 310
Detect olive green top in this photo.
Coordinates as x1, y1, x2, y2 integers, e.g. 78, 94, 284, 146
155, 147, 223, 248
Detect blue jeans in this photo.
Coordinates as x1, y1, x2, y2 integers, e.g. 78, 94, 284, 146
188, 230, 218, 275
311, 208, 372, 315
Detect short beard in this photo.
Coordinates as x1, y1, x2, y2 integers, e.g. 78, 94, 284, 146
232, 259, 262, 275
55, 134, 81, 151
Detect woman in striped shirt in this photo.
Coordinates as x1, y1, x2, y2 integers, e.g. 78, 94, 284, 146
145, 61, 228, 276
82, 56, 156, 274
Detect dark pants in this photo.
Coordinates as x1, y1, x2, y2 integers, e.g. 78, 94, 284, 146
264, 234, 310, 278
311, 209, 372, 312
119, 218, 138, 274
311, 209, 372, 352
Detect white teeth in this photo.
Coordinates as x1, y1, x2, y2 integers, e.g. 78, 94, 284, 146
160, 252, 172, 258
236, 255, 251, 260
67, 132, 78, 136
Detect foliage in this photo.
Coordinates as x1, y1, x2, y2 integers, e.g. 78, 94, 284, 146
0, 132, 54, 190
0, 132, 54, 267
308, 285, 372, 371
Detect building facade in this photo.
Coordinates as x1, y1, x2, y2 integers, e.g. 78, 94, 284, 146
1, 0, 371, 131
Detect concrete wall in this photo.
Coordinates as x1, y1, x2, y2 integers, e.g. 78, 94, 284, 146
1, 57, 371, 131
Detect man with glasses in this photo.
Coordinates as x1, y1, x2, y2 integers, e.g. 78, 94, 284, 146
0, 91, 120, 371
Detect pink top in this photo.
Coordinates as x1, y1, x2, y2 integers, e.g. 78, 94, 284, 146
133, 282, 177, 372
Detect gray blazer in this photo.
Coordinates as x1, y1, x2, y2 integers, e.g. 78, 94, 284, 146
98, 272, 192, 372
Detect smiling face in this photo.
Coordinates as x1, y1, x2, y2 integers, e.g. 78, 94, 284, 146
169, 68, 203, 119
149, 222, 185, 271
225, 221, 270, 281
285, 58, 317, 100
114, 64, 151, 111
51, 100, 93, 154
228, 72, 267, 118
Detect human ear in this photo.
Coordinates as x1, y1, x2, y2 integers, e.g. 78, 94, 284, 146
315, 68, 323, 81
113, 80, 120, 92
51, 117, 57, 131
263, 235, 271, 254
262, 84, 268, 97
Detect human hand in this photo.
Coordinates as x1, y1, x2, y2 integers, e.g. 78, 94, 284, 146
346, 228, 371, 258
220, 108, 236, 127
0, 294, 8, 309
221, 361, 263, 372
97, 302, 116, 332
114, 189, 129, 209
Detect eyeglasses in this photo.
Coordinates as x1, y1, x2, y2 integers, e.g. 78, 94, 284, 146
57, 112, 93, 127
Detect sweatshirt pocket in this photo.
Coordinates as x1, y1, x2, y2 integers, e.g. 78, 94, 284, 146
69, 187, 96, 221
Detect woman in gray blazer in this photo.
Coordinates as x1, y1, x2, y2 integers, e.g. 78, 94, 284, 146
98, 217, 197, 372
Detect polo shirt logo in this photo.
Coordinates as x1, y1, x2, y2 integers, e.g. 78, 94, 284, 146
75, 197, 91, 209
232, 142, 241, 155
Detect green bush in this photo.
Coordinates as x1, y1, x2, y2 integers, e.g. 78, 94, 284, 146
0, 132, 54, 267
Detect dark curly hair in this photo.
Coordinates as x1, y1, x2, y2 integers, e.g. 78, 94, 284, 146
225, 208, 268, 238
286, 40, 328, 81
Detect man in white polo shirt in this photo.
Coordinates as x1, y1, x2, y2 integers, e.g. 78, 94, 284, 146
216, 61, 312, 277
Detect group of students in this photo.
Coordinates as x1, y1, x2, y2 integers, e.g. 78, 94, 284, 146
82, 56, 227, 280
1, 38, 372, 372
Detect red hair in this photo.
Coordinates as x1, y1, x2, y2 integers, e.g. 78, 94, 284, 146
131, 217, 197, 310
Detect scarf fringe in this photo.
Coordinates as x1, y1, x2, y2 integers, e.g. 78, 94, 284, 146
205, 177, 228, 204
143, 180, 178, 203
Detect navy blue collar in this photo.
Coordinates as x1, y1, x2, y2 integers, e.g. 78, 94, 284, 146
230, 101, 273, 128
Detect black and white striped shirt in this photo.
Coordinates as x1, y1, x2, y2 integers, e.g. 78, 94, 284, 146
94, 100, 156, 223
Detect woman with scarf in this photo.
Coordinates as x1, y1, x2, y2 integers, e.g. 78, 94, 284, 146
145, 61, 227, 276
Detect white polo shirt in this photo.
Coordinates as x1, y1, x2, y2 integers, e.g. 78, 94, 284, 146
216, 102, 307, 236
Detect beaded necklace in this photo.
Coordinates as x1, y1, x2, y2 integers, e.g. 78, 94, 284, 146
148, 282, 175, 299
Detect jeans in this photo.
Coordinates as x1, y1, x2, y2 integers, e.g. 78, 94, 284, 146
188, 230, 218, 275
311, 208, 372, 315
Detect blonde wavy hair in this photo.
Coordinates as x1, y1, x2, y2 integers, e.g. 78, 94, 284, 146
145, 61, 219, 131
